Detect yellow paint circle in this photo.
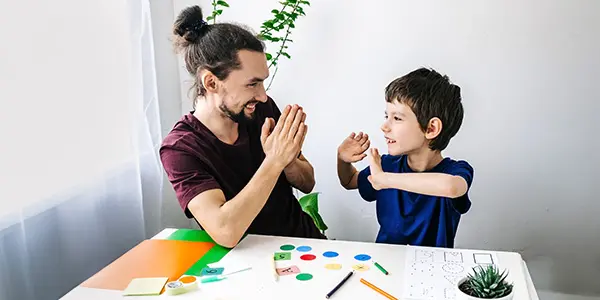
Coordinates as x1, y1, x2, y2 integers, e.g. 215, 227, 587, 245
325, 263, 342, 270
352, 263, 370, 271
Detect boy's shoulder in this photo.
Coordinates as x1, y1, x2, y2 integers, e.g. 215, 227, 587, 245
439, 157, 473, 173
380, 154, 473, 175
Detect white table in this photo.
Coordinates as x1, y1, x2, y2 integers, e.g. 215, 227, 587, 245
60, 228, 540, 300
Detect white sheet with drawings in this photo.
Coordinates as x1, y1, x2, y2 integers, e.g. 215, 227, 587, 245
403, 246, 499, 300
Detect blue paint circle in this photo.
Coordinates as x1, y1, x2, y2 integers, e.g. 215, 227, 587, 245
296, 246, 312, 252
354, 254, 371, 261
323, 251, 339, 258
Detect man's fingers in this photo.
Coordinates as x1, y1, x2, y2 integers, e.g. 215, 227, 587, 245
348, 132, 356, 139
273, 105, 291, 134
281, 104, 299, 135
261, 118, 274, 145
294, 123, 307, 146
288, 107, 304, 139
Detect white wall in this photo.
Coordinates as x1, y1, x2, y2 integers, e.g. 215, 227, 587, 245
163, 0, 600, 296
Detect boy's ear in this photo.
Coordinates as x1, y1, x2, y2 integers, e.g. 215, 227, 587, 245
425, 117, 443, 140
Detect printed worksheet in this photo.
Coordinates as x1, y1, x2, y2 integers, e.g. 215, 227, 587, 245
403, 246, 499, 300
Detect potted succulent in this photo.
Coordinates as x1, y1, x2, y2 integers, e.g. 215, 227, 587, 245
457, 264, 514, 300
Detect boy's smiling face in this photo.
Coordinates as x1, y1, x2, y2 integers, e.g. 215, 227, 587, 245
381, 100, 429, 156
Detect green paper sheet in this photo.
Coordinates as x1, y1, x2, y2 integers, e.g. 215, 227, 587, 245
166, 229, 232, 276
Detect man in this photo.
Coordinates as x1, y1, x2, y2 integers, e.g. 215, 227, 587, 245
160, 5, 324, 248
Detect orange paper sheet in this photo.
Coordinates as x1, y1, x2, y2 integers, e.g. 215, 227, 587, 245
81, 239, 214, 291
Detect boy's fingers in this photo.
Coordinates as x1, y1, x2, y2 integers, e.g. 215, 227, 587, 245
355, 132, 363, 140
359, 133, 369, 145
361, 140, 371, 151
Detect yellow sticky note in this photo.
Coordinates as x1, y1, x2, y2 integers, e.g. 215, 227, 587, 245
123, 277, 169, 296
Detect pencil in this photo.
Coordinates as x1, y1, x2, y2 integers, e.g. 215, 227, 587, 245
271, 254, 278, 281
373, 261, 389, 275
325, 270, 354, 299
360, 278, 398, 300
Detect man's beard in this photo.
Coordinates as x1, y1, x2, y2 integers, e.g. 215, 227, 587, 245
219, 100, 257, 124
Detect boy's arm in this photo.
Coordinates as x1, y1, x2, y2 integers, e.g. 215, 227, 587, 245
337, 158, 359, 189
367, 148, 472, 199
371, 172, 468, 198
337, 132, 370, 189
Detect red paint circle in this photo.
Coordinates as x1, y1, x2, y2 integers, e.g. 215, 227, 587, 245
300, 254, 316, 261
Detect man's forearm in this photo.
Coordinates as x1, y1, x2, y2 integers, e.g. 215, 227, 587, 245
283, 157, 315, 194
218, 158, 284, 246
379, 172, 468, 198
337, 158, 358, 189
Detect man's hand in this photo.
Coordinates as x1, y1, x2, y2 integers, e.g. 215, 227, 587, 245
261, 105, 307, 170
337, 132, 370, 163
367, 148, 387, 190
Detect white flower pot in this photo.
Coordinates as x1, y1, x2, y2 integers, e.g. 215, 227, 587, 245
456, 277, 514, 300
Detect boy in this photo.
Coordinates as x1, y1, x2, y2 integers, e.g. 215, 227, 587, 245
336, 67, 473, 248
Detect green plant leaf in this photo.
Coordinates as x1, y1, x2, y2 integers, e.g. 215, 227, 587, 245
216, 9, 223, 14
265, 53, 273, 60
206, 16, 214, 21
271, 9, 279, 14
276, 13, 285, 20
300, 0, 310, 5
289, 23, 295, 28
217, 0, 229, 7
282, 52, 291, 59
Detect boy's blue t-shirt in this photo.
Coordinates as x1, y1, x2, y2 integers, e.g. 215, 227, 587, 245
357, 155, 473, 248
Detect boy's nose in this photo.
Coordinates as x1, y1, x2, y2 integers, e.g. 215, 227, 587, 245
381, 122, 390, 132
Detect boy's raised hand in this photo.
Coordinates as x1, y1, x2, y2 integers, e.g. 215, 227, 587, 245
367, 148, 386, 190
337, 132, 370, 163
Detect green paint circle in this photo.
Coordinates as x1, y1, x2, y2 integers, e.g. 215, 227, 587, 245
280, 244, 295, 251
296, 273, 313, 281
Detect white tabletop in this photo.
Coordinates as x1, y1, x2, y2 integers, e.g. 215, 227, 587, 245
60, 228, 540, 300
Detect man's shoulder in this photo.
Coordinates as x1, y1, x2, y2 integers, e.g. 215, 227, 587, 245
159, 114, 206, 156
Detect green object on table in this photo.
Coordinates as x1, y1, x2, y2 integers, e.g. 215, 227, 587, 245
274, 252, 291, 261
166, 229, 232, 276
200, 275, 227, 284
374, 261, 389, 275
298, 192, 328, 232
167, 228, 214, 242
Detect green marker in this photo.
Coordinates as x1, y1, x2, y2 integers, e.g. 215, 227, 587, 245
374, 261, 389, 275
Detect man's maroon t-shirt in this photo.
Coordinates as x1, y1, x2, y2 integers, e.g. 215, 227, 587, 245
159, 97, 324, 239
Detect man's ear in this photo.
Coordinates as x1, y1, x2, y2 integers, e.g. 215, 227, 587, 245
425, 117, 443, 140
200, 70, 219, 93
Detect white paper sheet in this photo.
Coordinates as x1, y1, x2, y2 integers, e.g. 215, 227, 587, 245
403, 246, 500, 300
